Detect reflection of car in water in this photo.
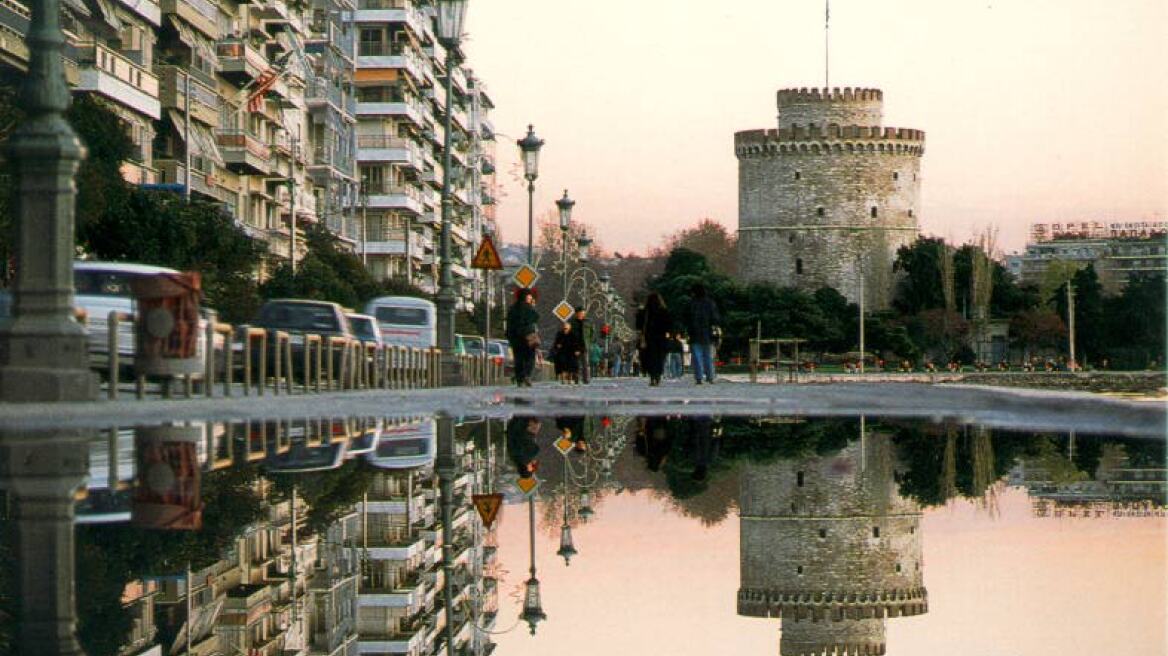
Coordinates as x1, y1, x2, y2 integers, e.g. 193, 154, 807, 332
76, 428, 136, 523
366, 419, 436, 469
265, 438, 348, 473
347, 419, 381, 457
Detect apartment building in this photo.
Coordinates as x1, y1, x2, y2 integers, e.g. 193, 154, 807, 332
1, 0, 498, 308
1009, 221, 1168, 294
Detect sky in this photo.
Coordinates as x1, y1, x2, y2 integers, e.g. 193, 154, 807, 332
462, 0, 1168, 256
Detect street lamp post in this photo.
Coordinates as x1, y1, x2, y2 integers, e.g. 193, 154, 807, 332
521, 496, 547, 634
556, 189, 574, 296
517, 125, 544, 263
0, 0, 98, 401
435, 0, 468, 386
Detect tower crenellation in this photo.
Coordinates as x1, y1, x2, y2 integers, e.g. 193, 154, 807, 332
736, 85, 924, 308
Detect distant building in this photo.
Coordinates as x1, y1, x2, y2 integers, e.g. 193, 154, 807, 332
1014, 221, 1167, 293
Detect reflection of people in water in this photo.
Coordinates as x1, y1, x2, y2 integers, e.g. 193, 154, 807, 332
636, 417, 673, 471
555, 416, 588, 452
507, 416, 542, 478
688, 416, 721, 482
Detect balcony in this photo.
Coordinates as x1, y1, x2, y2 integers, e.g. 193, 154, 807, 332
158, 65, 220, 127
305, 79, 356, 118
354, 0, 430, 40
357, 42, 429, 83
355, 99, 428, 128
217, 38, 269, 84
358, 577, 427, 608
216, 129, 271, 175
362, 533, 426, 560
161, 0, 220, 39
356, 135, 424, 169
357, 628, 425, 655
157, 161, 227, 201
364, 183, 424, 215
120, 159, 158, 186
75, 42, 160, 120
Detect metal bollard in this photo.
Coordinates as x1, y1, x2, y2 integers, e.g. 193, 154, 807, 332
257, 330, 267, 397
204, 313, 216, 398
221, 324, 234, 397
241, 325, 253, 396
273, 332, 284, 396
108, 311, 122, 400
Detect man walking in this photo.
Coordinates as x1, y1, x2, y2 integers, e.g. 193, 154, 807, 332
686, 283, 721, 384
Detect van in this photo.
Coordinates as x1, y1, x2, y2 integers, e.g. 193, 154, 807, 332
364, 296, 436, 349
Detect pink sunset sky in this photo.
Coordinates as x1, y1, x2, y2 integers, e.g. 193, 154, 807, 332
462, 0, 1168, 256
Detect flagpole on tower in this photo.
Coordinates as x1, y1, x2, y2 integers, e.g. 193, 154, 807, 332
825, 0, 830, 88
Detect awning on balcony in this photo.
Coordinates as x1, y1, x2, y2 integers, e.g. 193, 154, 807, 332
168, 16, 220, 73
80, 0, 122, 33
167, 109, 224, 167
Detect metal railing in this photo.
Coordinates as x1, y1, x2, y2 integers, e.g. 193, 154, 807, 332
101, 311, 449, 400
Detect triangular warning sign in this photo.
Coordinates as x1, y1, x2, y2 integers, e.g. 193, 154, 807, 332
472, 493, 503, 528
471, 235, 503, 270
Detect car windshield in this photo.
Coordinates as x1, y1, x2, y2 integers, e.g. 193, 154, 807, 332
487, 342, 505, 356
374, 306, 428, 326
258, 303, 340, 332
74, 271, 147, 298
464, 338, 484, 353
349, 317, 378, 340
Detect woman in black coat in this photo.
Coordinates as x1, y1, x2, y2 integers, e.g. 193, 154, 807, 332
551, 322, 580, 384
636, 292, 672, 386
505, 288, 540, 386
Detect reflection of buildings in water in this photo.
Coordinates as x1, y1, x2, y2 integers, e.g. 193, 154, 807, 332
737, 431, 927, 655
1010, 441, 1167, 518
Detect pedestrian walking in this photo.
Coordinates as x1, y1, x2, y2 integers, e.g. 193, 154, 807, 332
551, 321, 581, 384
636, 292, 672, 386
506, 288, 540, 387
686, 282, 721, 384
569, 307, 594, 384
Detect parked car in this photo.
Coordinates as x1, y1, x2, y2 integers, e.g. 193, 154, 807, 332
364, 296, 436, 349
488, 339, 513, 374
73, 261, 213, 375
253, 299, 353, 375
460, 334, 485, 358
347, 313, 382, 347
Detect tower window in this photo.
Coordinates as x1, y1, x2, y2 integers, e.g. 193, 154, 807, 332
796, 566, 804, 575
788, 234, 795, 243
872, 527, 880, 538
796, 471, 804, 486
816, 207, 824, 217
908, 209, 914, 218
794, 171, 801, 180
896, 564, 902, 573
870, 206, 878, 218
790, 502, 797, 512
892, 172, 899, 180
795, 259, 804, 275
818, 528, 827, 539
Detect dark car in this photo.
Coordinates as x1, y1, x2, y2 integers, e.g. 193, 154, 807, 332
253, 299, 353, 378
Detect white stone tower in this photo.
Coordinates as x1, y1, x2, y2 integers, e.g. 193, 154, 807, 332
735, 88, 925, 309
737, 431, 927, 655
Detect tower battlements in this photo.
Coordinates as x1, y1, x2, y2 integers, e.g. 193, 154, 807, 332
778, 87, 884, 104
734, 126, 925, 158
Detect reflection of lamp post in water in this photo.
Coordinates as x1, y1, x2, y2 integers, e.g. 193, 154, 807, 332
556, 483, 577, 565
436, 416, 458, 655
520, 496, 547, 634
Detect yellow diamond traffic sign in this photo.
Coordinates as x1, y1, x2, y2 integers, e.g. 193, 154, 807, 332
516, 477, 540, 497
553, 300, 574, 323
511, 263, 540, 289
554, 436, 575, 456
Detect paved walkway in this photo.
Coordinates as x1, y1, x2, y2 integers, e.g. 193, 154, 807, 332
0, 377, 1161, 437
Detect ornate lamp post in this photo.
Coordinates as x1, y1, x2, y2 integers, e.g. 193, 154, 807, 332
517, 125, 544, 262
435, 0, 468, 385
556, 189, 575, 295
0, 0, 98, 401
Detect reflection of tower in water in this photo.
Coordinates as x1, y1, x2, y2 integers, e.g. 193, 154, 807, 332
738, 429, 927, 655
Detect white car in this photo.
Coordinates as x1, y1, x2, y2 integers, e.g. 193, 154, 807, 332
73, 261, 213, 374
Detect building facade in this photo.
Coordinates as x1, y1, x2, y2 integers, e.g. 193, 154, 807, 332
737, 430, 927, 655
735, 87, 925, 309
1010, 221, 1167, 294
0, 0, 498, 308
